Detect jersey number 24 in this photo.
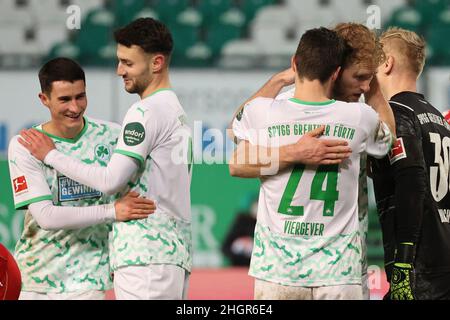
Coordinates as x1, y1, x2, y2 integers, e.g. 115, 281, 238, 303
278, 164, 339, 217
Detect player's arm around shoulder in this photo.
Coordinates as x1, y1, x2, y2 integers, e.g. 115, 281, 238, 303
228, 69, 295, 139
8, 135, 53, 210
8, 135, 43, 174
230, 97, 273, 144
360, 103, 394, 159
229, 98, 275, 178
229, 99, 352, 177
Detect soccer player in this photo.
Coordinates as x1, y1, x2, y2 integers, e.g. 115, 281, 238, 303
370, 27, 450, 300
8, 58, 156, 300
19, 18, 192, 300
231, 27, 394, 300
229, 23, 389, 299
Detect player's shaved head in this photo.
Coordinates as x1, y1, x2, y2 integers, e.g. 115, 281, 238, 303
380, 27, 426, 78
38, 58, 85, 96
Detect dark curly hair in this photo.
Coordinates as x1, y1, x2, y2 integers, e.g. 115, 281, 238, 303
114, 18, 173, 57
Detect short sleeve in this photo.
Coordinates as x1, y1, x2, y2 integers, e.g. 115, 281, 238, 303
8, 138, 53, 209
232, 97, 272, 144
360, 104, 393, 159
114, 104, 158, 166
232, 102, 253, 143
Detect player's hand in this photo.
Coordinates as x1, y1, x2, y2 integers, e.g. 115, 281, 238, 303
273, 68, 296, 87
18, 128, 56, 161
289, 126, 352, 165
114, 191, 156, 222
390, 263, 416, 300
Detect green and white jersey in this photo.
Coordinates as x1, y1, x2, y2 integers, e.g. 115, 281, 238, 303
278, 88, 370, 279
232, 97, 392, 286
8, 117, 120, 293
111, 89, 192, 272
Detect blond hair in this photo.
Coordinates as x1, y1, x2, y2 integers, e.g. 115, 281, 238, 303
333, 23, 385, 71
380, 27, 426, 76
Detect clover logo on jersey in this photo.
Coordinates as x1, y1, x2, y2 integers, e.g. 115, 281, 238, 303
123, 122, 145, 146
94, 144, 111, 162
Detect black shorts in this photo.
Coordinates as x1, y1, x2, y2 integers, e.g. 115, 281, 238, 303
415, 272, 450, 300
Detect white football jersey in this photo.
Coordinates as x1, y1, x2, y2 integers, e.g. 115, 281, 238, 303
8, 117, 120, 293
110, 89, 192, 272
233, 97, 391, 286
278, 88, 371, 292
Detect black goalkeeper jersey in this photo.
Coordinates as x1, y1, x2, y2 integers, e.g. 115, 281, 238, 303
370, 92, 450, 280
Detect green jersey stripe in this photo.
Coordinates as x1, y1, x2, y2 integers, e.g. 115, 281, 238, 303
15, 195, 53, 209
114, 149, 145, 165
142, 88, 173, 100
289, 98, 336, 106
33, 118, 89, 144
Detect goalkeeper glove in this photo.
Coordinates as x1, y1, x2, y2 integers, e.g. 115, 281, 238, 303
390, 242, 416, 300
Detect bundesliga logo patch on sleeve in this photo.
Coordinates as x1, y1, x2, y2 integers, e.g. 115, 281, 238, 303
13, 176, 28, 195
389, 137, 407, 164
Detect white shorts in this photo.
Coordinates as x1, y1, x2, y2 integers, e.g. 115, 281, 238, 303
19, 290, 105, 300
254, 279, 363, 300
114, 264, 189, 300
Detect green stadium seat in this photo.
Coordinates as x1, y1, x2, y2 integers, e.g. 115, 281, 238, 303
74, 8, 115, 65
175, 6, 203, 28
169, 6, 203, 59
171, 23, 200, 62
427, 23, 450, 65
174, 41, 214, 67
416, 0, 448, 27
206, 23, 243, 56
385, 5, 424, 33
154, 0, 190, 25
113, 0, 146, 26
239, 0, 275, 21
133, 7, 160, 21
205, 8, 246, 56
435, 5, 450, 27
45, 41, 81, 62
80, 47, 116, 67
219, 7, 247, 28
198, 0, 232, 26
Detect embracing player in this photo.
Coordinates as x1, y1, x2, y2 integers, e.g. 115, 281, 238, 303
231, 27, 394, 299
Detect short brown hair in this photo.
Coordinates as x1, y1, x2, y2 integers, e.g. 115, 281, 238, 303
380, 27, 426, 76
294, 27, 350, 83
114, 18, 173, 57
333, 23, 385, 71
